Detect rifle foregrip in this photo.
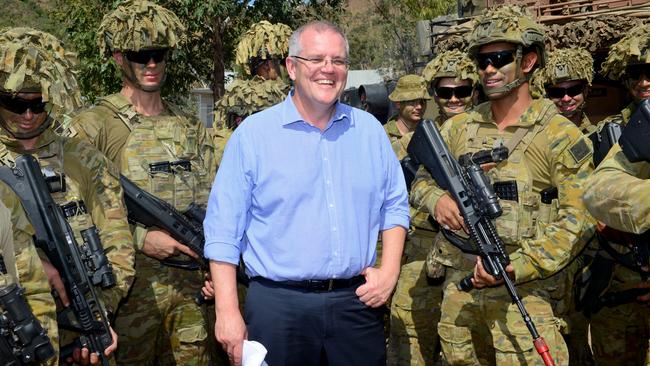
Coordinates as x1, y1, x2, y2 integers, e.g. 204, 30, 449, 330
458, 275, 474, 292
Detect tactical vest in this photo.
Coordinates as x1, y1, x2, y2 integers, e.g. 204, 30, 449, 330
0, 139, 95, 246
463, 101, 560, 251
99, 94, 211, 211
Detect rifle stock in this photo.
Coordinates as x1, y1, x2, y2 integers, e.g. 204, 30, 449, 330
406, 119, 555, 366
0, 155, 112, 366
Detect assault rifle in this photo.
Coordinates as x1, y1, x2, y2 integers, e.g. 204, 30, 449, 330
119, 175, 206, 271
119, 175, 249, 305
0, 280, 55, 365
589, 122, 622, 166
406, 119, 555, 366
0, 155, 114, 366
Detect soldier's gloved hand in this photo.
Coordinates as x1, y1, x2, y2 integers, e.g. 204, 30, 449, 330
434, 193, 467, 232
142, 229, 199, 260
471, 256, 515, 289
40, 259, 70, 307
68, 326, 118, 365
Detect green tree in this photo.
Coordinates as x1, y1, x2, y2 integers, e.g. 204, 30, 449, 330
51, 0, 345, 104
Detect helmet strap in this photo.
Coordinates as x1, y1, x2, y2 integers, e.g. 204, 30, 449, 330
483, 46, 529, 98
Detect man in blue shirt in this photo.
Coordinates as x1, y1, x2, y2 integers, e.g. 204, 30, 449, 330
204, 20, 409, 365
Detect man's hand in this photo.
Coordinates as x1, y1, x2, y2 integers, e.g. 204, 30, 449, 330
40, 259, 69, 307
215, 308, 247, 366
471, 256, 515, 289
67, 326, 118, 365
201, 272, 215, 301
142, 229, 198, 260
356, 266, 400, 308
635, 281, 650, 303
434, 194, 466, 232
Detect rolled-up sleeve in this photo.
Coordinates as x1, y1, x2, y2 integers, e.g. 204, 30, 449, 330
203, 129, 254, 264
379, 132, 410, 231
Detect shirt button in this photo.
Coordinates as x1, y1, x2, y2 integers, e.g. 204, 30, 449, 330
329, 204, 334, 208
326, 180, 330, 184
332, 227, 337, 231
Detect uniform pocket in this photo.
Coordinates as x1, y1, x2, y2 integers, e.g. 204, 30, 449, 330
176, 324, 208, 344
438, 322, 480, 365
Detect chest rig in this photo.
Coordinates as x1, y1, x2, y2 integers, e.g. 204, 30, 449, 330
463, 102, 559, 250
0, 139, 98, 254
100, 95, 211, 211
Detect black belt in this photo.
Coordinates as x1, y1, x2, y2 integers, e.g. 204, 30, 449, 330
252, 275, 365, 292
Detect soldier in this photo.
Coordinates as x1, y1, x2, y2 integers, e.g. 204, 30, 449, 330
213, 20, 292, 158
0, 27, 132, 364
211, 78, 286, 164
67, 1, 216, 364
410, 6, 594, 365
0, 182, 58, 366
234, 20, 292, 83
581, 24, 650, 366
537, 48, 595, 132
384, 74, 440, 365
422, 49, 479, 126
536, 46, 596, 366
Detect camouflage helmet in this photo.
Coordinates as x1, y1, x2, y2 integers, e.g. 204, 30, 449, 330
0, 27, 82, 119
235, 21, 292, 77
538, 48, 593, 86
98, 0, 186, 57
388, 75, 431, 102
422, 50, 479, 86
468, 5, 546, 66
601, 24, 650, 80
214, 77, 286, 130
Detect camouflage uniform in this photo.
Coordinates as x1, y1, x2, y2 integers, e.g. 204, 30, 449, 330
212, 21, 292, 160
581, 25, 650, 366
383, 75, 441, 365
535, 47, 596, 366
0, 28, 135, 363
234, 20, 292, 80
410, 7, 595, 365
67, 2, 215, 364
0, 182, 58, 366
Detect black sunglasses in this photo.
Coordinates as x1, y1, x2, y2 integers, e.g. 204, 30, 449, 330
434, 86, 473, 99
625, 64, 650, 80
545, 84, 586, 99
125, 49, 169, 65
0, 94, 47, 114
475, 50, 516, 70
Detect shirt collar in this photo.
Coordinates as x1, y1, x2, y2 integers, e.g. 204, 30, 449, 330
281, 89, 351, 128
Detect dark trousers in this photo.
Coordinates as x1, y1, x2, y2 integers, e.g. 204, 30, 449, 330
244, 278, 386, 366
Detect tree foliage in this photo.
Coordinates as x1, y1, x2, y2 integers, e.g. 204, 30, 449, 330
50, 0, 344, 104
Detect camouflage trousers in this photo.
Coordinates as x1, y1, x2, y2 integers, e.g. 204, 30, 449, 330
387, 232, 442, 366
546, 253, 593, 366
590, 264, 650, 366
114, 254, 209, 366
438, 267, 568, 366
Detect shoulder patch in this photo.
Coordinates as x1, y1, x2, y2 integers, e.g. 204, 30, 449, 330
569, 138, 591, 164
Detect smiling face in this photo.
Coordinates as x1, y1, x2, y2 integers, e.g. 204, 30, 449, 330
477, 43, 518, 99
547, 80, 586, 117
0, 92, 49, 139
286, 27, 348, 113
627, 66, 650, 103
434, 77, 473, 117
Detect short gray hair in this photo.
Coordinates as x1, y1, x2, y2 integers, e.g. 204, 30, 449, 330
288, 20, 349, 57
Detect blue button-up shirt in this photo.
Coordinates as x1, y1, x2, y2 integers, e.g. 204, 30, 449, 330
203, 93, 409, 281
